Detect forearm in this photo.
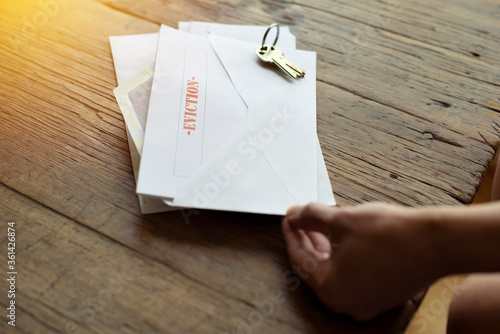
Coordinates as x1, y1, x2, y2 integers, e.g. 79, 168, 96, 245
421, 202, 500, 277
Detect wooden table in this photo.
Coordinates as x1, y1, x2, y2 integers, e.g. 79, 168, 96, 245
1, 0, 499, 332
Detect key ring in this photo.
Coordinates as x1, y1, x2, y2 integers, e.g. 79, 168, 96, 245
261, 23, 280, 49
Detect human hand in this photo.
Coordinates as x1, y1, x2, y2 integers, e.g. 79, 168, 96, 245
282, 202, 441, 321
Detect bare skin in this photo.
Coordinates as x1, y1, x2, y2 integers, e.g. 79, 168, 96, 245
447, 273, 500, 334
282, 159, 500, 331
447, 160, 500, 334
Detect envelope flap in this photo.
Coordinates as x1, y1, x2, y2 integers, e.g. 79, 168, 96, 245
209, 35, 318, 204
173, 129, 296, 215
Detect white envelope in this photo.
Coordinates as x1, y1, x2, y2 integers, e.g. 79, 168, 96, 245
137, 26, 248, 200
188, 21, 297, 49
137, 26, 335, 215
110, 24, 302, 214
113, 69, 179, 214
172, 36, 335, 214
109, 33, 159, 85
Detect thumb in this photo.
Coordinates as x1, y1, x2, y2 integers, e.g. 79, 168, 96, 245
285, 203, 348, 240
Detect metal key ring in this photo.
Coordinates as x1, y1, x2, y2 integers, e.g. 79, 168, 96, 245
261, 23, 280, 49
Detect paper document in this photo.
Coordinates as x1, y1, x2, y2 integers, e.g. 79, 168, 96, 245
137, 26, 248, 200
110, 22, 336, 215
113, 69, 179, 214
109, 33, 159, 85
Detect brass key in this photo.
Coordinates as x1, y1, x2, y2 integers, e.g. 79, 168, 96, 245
256, 44, 306, 79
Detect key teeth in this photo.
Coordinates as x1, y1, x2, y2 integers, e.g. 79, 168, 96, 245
258, 44, 306, 79
285, 62, 306, 77
281, 59, 306, 79
272, 59, 296, 78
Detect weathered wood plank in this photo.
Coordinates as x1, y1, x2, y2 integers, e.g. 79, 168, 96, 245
0, 184, 418, 333
293, 0, 500, 65
1, 0, 499, 332
93, 0, 500, 205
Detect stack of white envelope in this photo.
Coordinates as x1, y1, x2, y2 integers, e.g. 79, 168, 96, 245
110, 22, 335, 215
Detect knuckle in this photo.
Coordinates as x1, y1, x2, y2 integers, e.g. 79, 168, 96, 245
303, 202, 318, 214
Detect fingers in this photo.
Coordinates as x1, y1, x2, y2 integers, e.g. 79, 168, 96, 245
281, 216, 308, 259
281, 218, 331, 288
284, 203, 348, 239
305, 230, 332, 259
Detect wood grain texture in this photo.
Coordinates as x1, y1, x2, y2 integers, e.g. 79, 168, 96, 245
0, 0, 498, 332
